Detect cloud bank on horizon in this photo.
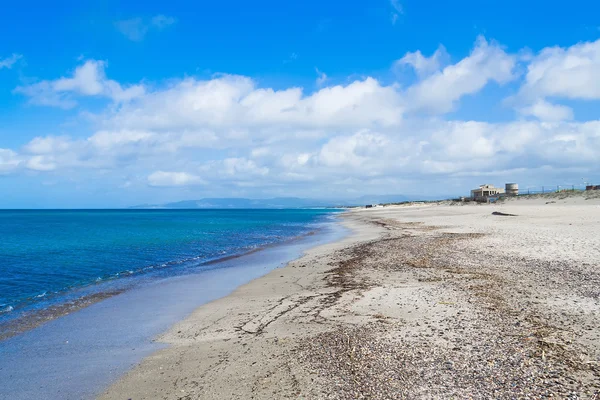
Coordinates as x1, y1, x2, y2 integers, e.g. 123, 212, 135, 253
1, 2, 600, 207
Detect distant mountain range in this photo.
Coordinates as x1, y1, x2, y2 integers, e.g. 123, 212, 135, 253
129, 195, 438, 209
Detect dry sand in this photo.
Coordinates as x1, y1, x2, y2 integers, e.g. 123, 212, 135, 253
100, 193, 600, 399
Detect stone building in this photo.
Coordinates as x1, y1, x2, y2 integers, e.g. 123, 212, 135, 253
470, 184, 505, 200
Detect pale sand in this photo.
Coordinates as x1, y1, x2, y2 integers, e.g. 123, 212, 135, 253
101, 194, 600, 399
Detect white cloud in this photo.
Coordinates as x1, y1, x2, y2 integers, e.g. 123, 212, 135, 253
0, 54, 22, 69
88, 130, 155, 150
5, 36, 600, 197
519, 38, 600, 100
0, 149, 21, 174
53, 60, 105, 95
13, 80, 78, 109
23, 136, 73, 154
151, 15, 177, 29
315, 68, 328, 86
390, 0, 403, 24
519, 99, 574, 122
9, 117, 600, 192
147, 171, 204, 187
14, 60, 145, 109
403, 36, 517, 113
115, 18, 148, 41
511, 38, 600, 120
221, 157, 269, 177
299, 121, 585, 182
26, 155, 57, 171
107, 75, 404, 132
317, 131, 390, 169
115, 15, 176, 41
395, 45, 449, 77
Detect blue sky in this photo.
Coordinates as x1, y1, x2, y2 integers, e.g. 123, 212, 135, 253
1, 0, 600, 207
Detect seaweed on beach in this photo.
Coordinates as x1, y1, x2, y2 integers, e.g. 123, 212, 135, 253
293, 223, 600, 399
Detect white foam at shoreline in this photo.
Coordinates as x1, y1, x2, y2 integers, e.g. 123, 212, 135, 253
0, 305, 13, 314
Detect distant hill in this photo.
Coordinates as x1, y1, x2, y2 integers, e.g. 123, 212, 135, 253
129, 195, 427, 209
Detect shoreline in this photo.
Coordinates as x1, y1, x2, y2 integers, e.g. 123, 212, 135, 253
101, 195, 600, 399
0, 215, 347, 400
98, 212, 385, 399
0, 219, 336, 342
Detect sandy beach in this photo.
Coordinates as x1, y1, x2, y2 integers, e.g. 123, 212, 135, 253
101, 192, 600, 399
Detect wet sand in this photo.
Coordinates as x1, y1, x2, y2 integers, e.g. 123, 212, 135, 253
101, 194, 600, 399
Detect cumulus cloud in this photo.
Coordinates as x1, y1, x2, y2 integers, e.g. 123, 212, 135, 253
511, 38, 600, 120
519, 38, 600, 100
221, 158, 269, 177
26, 156, 57, 171
148, 171, 204, 187
317, 131, 391, 170
8, 118, 600, 193
14, 60, 145, 109
0, 54, 22, 69
519, 99, 574, 122
403, 36, 517, 113
115, 15, 176, 41
395, 45, 449, 77
4, 35, 600, 198
23, 136, 73, 154
106, 75, 404, 132
0, 149, 21, 174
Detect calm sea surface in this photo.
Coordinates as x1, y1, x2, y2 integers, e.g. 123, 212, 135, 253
0, 209, 340, 321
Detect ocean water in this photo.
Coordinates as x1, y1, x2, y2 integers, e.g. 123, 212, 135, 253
0, 209, 346, 400
0, 209, 340, 324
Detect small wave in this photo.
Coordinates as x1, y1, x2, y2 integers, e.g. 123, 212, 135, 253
0, 305, 14, 314
34, 292, 47, 298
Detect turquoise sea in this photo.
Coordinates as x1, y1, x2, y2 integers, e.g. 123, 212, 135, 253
0, 209, 339, 323
0, 208, 345, 400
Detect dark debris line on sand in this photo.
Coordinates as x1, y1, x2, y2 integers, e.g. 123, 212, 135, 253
492, 211, 518, 217
292, 219, 600, 399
